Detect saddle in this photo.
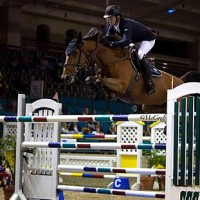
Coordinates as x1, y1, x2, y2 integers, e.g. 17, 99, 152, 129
129, 45, 162, 78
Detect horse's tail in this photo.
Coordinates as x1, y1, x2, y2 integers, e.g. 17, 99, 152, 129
181, 71, 200, 83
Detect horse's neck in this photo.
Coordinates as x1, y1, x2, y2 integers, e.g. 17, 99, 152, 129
97, 47, 130, 67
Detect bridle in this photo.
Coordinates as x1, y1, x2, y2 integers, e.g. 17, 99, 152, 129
63, 43, 85, 74
63, 41, 100, 82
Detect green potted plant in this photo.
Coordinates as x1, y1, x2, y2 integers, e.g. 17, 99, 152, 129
145, 150, 166, 169
144, 150, 166, 191
139, 150, 155, 191
0, 133, 35, 199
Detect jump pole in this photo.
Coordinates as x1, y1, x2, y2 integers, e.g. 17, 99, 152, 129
0, 113, 166, 123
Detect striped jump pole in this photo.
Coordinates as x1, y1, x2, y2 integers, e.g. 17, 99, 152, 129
57, 185, 165, 198
0, 113, 166, 123
60, 133, 151, 141
22, 142, 166, 150
58, 165, 165, 175
59, 172, 144, 179
60, 133, 117, 140
60, 172, 121, 179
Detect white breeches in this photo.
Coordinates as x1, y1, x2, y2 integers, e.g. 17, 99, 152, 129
137, 40, 156, 60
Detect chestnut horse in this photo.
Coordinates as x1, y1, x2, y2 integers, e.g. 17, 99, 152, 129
61, 30, 199, 113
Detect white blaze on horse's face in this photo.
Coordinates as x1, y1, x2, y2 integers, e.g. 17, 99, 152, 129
61, 55, 69, 79
61, 54, 75, 84
65, 55, 69, 64
64, 55, 69, 70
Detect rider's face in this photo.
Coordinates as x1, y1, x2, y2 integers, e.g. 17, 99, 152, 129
106, 16, 117, 25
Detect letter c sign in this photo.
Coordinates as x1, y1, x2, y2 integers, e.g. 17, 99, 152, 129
114, 178, 122, 188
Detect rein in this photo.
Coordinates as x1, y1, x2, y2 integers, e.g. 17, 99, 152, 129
84, 40, 132, 69
80, 41, 102, 74
85, 35, 102, 70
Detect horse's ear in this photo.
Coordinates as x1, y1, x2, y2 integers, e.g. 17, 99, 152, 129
77, 32, 82, 44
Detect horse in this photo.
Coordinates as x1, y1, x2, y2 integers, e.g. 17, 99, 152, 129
61, 28, 200, 113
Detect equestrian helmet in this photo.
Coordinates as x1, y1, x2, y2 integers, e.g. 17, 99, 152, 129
103, 5, 121, 18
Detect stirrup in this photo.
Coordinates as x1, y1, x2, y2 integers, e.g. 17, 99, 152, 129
149, 79, 155, 88
147, 87, 155, 95
146, 81, 155, 95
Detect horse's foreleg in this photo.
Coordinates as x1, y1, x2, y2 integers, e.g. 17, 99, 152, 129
102, 77, 127, 94
86, 72, 102, 84
85, 76, 98, 84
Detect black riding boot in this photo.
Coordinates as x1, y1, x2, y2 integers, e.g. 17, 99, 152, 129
140, 57, 155, 95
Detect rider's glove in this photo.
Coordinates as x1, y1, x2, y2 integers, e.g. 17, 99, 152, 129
103, 37, 113, 47
105, 41, 113, 47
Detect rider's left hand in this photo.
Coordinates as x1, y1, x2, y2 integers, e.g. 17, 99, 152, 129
102, 37, 112, 47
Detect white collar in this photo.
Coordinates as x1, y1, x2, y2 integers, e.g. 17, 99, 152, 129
114, 23, 120, 33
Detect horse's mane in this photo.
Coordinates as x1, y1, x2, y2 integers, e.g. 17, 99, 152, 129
83, 25, 122, 45
65, 26, 104, 55
83, 26, 105, 41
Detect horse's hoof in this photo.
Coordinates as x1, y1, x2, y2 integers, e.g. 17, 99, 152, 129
106, 93, 117, 101
96, 78, 101, 83
85, 76, 92, 84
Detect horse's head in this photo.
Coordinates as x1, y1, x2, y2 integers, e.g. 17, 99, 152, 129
61, 32, 87, 84
61, 27, 103, 84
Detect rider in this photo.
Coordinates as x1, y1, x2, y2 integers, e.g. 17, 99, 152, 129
103, 5, 156, 95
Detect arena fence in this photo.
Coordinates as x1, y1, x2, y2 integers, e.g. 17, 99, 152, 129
4, 82, 200, 200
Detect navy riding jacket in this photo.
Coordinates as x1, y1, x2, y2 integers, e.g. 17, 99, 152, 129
106, 18, 156, 48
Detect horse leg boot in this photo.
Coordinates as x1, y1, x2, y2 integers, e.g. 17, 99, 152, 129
140, 56, 155, 95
